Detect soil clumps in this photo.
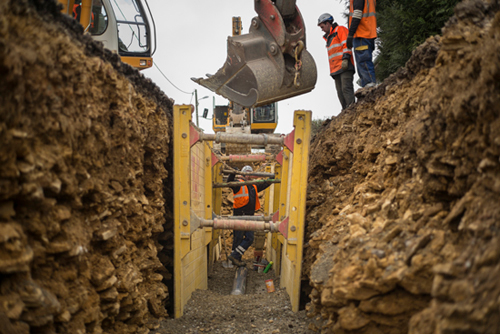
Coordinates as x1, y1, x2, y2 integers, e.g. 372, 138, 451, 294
0, 0, 173, 333
304, 0, 500, 333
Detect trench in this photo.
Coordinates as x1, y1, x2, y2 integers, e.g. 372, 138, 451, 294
2, 0, 500, 333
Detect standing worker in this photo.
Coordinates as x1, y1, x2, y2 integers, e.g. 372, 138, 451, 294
227, 166, 272, 267
318, 13, 355, 110
346, 0, 377, 88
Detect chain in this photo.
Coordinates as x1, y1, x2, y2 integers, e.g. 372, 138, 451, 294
293, 41, 304, 87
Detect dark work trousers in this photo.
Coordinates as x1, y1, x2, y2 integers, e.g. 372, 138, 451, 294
332, 70, 355, 110
353, 37, 376, 87
231, 230, 254, 260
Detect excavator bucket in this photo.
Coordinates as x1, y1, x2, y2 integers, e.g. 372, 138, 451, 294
192, 0, 317, 108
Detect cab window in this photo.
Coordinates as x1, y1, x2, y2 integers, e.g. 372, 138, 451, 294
110, 0, 150, 53
90, 0, 108, 35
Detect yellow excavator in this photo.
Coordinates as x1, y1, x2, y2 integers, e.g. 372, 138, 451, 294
58, 0, 155, 70
60, 0, 317, 108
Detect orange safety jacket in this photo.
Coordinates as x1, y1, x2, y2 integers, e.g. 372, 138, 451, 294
324, 25, 354, 76
233, 180, 261, 211
349, 0, 377, 39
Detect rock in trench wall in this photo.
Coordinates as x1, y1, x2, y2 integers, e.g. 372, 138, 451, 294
304, 0, 500, 333
0, 0, 174, 333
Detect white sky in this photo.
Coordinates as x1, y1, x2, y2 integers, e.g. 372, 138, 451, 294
142, 0, 361, 135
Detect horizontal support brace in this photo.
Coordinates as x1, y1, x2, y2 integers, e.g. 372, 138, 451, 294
201, 219, 280, 232
216, 215, 273, 222
219, 154, 274, 162
213, 179, 281, 188
191, 210, 288, 236
200, 132, 284, 146
222, 169, 275, 178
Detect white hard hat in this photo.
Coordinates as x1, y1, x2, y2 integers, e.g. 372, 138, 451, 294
242, 165, 253, 173
318, 13, 334, 25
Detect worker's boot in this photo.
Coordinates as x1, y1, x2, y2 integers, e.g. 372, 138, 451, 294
228, 255, 245, 267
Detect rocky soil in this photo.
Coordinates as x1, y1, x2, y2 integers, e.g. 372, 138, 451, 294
0, 0, 173, 333
2, 0, 500, 333
304, 0, 500, 333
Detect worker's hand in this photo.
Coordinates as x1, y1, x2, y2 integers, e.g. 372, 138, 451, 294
341, 59, 348, 70
346, 35, 353, 49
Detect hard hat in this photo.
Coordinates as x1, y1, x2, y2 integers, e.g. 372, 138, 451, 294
242, 165, 253, 173
317, 13, 334, 26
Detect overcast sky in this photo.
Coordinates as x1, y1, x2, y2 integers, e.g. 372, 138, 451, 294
142, 0, 360, 135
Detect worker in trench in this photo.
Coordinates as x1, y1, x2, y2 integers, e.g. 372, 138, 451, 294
227, 165, 272, 267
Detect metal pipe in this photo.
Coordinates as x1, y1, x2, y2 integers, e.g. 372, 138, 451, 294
201, 219, 280, 232
213, 179, 280, 188
231, 266, 248, 295
222, 169, 275, 178
219, 154, 274, 162
216, 215, 273, 222
200, 133, 283, 146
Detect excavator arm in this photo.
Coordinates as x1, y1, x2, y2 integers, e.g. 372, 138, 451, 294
192, 0, 317, 108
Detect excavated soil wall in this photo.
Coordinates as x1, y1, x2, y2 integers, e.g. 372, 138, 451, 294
304, 0, 500, 333
0, 0, 174, 333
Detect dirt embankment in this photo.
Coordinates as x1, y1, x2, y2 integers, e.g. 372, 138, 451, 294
304, 0, 500, 333
0, 0, 174, 333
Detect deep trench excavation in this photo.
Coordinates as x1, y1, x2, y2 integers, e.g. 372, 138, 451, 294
1, 0, 500, 333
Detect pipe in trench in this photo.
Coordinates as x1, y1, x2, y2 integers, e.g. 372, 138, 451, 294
202, 219, 279, 232
200, 133, 284, 146
216, 215, 273, 222
231, 266, 248, 295
218, 154, 273, 163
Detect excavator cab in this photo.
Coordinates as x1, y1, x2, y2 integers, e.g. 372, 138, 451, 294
192, 0, 317, 108
213, 105, 231, 133
250, 103, 278, 134
59, 0, 155, 70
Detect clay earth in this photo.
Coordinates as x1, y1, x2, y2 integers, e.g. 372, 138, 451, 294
1, 0, 500, 333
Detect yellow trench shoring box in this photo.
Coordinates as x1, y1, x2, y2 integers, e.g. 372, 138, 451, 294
173, 105, 311, 318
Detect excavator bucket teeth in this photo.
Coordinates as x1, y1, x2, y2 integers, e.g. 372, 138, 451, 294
192, 1, 317, 108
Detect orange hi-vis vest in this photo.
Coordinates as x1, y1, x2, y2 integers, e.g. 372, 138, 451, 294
233, 180, 261, 210
324, 25, 354, 76
349, 0, 377, 39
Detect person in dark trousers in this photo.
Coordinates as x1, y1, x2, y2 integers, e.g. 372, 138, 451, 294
227, 165, 272, 267
318, 13, 355, 110
346, 0, 377, 88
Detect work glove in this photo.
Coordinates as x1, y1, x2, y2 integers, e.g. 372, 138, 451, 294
341, 59, 349, 70
346, 35, 353, 49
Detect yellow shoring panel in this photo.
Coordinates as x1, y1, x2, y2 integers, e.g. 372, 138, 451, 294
273, 164, 282, 214
174, 105, 193, 318
212, 162, 222, 243
264, 165, 272, 216
204, 143, 213, 246
209, 161, 222, 267
272, 164, 282, 250
284, 110, 311, 312
271, 164, 283, 275
278, 147, 290, 247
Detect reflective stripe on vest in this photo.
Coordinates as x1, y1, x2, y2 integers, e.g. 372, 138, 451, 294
324, 26, 353, 75
233, 181, 260, 210
349, 0, 377, 39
